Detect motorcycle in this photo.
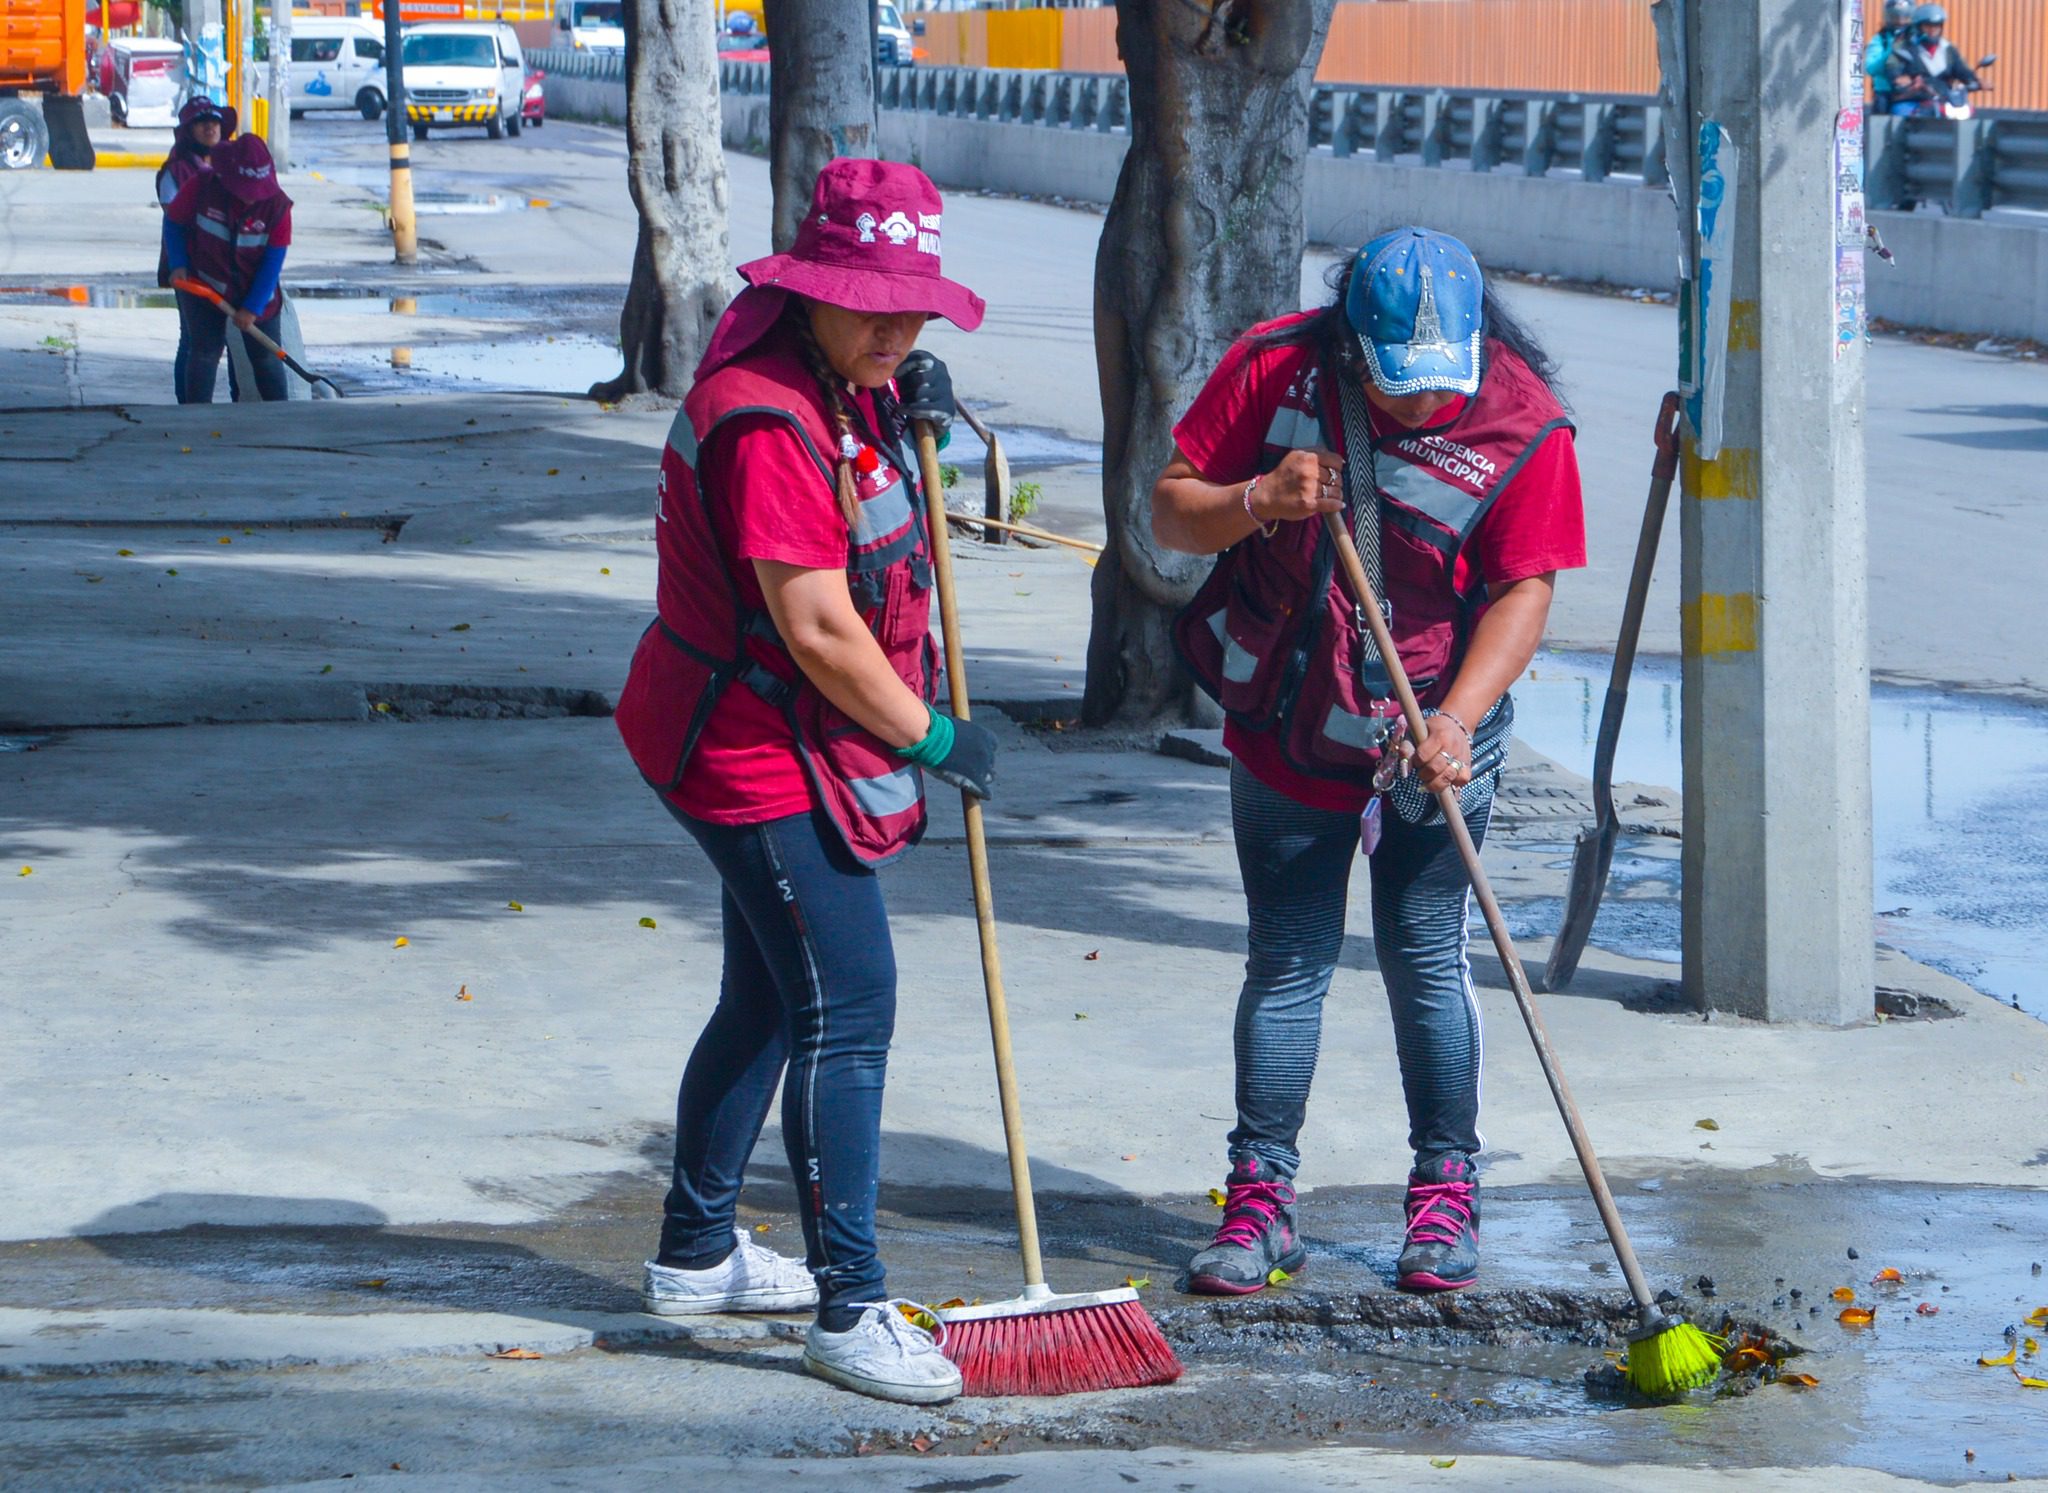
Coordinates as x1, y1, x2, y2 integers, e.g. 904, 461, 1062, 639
1899, 52, 1997, 119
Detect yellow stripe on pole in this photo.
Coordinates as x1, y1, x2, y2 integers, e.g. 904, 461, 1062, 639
1685, 444, 1758, 500
1681, 593, 1759, 657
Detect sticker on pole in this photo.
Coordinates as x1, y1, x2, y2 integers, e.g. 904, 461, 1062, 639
1686, 122, 1739, 461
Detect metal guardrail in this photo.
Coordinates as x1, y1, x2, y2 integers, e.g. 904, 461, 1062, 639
532, 47, 623, 81
702, 60, 2048, 218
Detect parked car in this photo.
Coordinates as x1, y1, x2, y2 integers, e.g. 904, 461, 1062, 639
401, 22, 525, 140
107, 36, 183, 128
521, 66, 545, 128
875, 2, 915, 67
284, 17, 386, 120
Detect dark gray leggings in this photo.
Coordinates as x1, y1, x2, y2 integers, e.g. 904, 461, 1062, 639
1225, 752, 1495, 1181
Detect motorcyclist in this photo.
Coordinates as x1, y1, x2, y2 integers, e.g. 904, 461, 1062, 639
1863, 0, 1913, 115
1885, 5, 1982, 116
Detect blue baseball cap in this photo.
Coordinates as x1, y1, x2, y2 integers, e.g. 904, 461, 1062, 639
1344, 227, 1485, 397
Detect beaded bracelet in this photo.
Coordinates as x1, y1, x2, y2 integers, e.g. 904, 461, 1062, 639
1243, 475, 1278, 538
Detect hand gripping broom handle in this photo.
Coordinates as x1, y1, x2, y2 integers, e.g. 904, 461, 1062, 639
1321, 512, 1659, 1322
915, 422, 1050, 1295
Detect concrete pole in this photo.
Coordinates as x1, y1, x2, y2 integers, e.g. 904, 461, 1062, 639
382, 0, 419, 265
1679, 0, 1874, 1024
267, 0, 291, 172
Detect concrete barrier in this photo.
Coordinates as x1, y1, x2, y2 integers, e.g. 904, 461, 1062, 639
542, 81, 2048, 345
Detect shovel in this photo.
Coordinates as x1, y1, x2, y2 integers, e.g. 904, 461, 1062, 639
170, 277, 345, 399
951, 397, 1011, 544
1543, 391, 1682, 993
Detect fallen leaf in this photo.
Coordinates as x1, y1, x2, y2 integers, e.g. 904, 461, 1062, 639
1694, 1118, 1719, 1131
166, 568, 178, 575
1918, 1302, 1940, 1316
1126, 1275, 1151, 1290
911, 1436, 933, 1453
392, 936, 409, 948
16, 866, 30, 877
2015, 1369, 2048, 1390
450, 623, 471, 632
600, 567, 611, 575
1084, 950, 1100, 961
319, 664, 333, 674
1208, 1188, 1228, 1207
1726, 1346, 1772, 1371
355, 1278, 389, 1288
218, 536, 232, 545
489, 1348, 543, 1360
1266, 1267, 1292, 1287
507, 901, 524, 911
547, 468, 560, 476
456, 984, 473, 1002
1121, 1154, 1137, 1161
1979, 1347, 2018, 1367
1872, 1268, 1904, 1284
638, 916, 657, 929
753, 1223, 771, 1233
893, 1303, 938, 1330
180, 446, 191, 453
1838, 1306, 1876, 1326
117, 548, 133, 556
2026, 1308, 2048, 1328
1429, 1459, 1457, 1469
1778, 1372, 1821, 1388
373, 701, 392, 713
2027, 1338, 2040, 1356
1073, 1012, 1088, 1020
1831, 1287, 1857, 1302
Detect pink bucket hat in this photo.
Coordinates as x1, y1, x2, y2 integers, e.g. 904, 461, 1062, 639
736, 158, 985, 331
214, 133, 282, 203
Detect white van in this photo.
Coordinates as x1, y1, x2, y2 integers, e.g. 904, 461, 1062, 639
554, 0, 624, 55
400, 22, 524, 140
284, 17, 387, 120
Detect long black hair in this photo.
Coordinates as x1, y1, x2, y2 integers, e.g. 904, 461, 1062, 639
1249, 247, 1565, 404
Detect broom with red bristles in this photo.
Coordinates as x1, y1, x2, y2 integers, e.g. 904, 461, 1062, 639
911, 419, 1183, 1397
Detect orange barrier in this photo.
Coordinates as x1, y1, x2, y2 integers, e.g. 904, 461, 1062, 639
917, 0, 2048, 111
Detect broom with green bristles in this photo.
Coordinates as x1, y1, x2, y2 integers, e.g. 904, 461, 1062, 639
1320, 510, 1723, 1398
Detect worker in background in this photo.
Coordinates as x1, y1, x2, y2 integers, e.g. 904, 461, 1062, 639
162, 133, 292, 404
155, 96, 236, 401
1863, 0, 1913, 115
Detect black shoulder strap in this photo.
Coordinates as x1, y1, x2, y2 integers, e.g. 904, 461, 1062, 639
1329, 360, 1393, 686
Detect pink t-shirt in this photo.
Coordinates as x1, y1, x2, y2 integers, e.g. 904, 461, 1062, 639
1172, 323, 1586, 812
669, 386, 908, 825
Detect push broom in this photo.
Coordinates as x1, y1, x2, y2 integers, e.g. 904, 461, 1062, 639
910, 420, 1183, 1397
1319, 507, 1722, 1398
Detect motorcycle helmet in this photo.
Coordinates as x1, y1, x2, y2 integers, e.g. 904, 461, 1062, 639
1883, 0, 1911, 25
1911, 3, 1946, 23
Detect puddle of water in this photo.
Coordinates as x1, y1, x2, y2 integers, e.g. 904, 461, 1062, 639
1511, 649, 2048, 1019
943, 422, 1102, 473
410, 191, 546, 215
325, 334, 621, 394
0, 736, 50, 753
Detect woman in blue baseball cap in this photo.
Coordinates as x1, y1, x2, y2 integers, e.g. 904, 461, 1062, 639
1155, 227, 1584, 1296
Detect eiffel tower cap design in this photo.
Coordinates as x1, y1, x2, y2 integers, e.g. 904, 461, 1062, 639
1399, 264, 1464, 369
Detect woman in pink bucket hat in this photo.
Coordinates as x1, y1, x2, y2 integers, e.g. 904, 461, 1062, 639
614, 159, 990, 1404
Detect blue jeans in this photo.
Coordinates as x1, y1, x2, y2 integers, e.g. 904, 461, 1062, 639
657, 801, 895, 1324
1226, 753, 1495, 1182
175, 289, 282, 404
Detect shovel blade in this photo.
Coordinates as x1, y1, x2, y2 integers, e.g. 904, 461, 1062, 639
1544, 820, 1617, 992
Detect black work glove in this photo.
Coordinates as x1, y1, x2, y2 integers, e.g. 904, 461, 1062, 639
919, 712, 998, 801
894, 350, 954, 435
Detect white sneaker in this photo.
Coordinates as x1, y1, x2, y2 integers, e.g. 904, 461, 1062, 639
640, 1231, 818, 1315
800, 1301, 964, 1404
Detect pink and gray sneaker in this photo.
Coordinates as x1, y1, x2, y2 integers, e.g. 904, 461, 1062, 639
1186, 1157, 1307, 1296
1396, 1151, 1480, 1292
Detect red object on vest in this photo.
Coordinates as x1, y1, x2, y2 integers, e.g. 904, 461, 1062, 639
1174, 335, 1571, 784
614, 339, 937, 867
166, 172, 292, 321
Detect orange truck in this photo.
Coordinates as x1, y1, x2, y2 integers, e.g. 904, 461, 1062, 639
1, 0, 95, 169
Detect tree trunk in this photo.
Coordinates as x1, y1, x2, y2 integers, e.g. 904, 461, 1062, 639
592, 0, 732, 402
762, 0, 876, 252
1084, 0, 1337, 727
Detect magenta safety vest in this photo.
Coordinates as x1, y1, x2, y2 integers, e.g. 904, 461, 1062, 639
1174, 338, 1571, 782
179, 176, 290, 320
613, 342, 937, 866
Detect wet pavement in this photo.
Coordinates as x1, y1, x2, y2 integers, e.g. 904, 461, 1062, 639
2, 1168, 2045, 1483
1513, 650, 2048, 1022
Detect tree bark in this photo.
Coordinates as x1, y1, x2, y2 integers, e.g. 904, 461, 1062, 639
1084, 0, 1337, 726
592, 0, 732, 402
762, 0, 876, 252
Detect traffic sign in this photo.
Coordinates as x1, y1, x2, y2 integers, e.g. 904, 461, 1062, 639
373, 1, 468, 20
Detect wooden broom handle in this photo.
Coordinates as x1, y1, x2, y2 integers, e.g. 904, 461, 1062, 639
1320, 511, 1660, 1320
915, 423, 1049, 1292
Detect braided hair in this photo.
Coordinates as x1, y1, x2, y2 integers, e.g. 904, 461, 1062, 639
782, 297, 864, 532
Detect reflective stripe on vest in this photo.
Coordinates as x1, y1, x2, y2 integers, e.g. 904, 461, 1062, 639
1322, 701, 1397, 753
845, 761, 922, 817
1207, 608, 1258, 686
236, 231, 272, 249
665, 407, 700, 468
194, 215, 233, 242
1376, 448, 1485, 541
850, 480, 913, 547
1262, 402, 1320, 453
